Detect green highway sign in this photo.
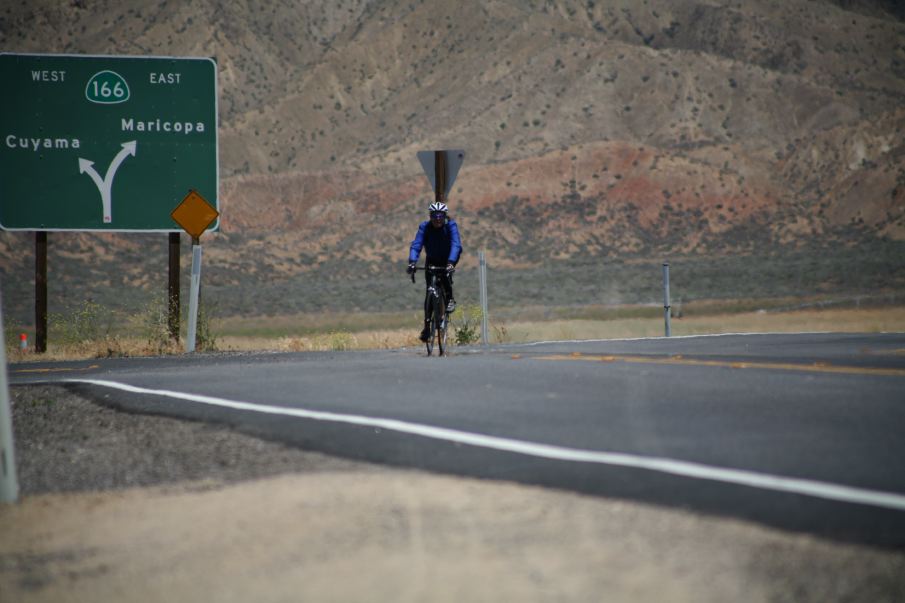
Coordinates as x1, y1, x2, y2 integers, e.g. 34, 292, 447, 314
0, 53, 218, 231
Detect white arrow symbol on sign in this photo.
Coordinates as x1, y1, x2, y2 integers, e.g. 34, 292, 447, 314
78, 141, 137, 223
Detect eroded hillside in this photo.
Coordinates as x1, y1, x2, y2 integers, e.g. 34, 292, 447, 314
1, 0, 903, 321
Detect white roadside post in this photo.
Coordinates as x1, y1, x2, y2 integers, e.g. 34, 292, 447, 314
479, 251, 489, 346
186, 243, 203, 352
663, 262, 672, 337
0, 285, 20, 503
170, 190, 220, 353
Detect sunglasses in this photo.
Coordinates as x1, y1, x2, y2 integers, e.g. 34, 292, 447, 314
431, 213, 446, 220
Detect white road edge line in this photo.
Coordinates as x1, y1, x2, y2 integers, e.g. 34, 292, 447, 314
66, 378, 905, 512
513, 331, 904, 347
515, 331, 835, 346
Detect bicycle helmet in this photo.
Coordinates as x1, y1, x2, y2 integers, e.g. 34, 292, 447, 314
428, 201, 448, 214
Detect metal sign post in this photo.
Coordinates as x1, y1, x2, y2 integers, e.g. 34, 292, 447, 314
170, 190, 219, 352
663, 262, 672, 337
479, 251, 489, 346
186, 243, 203, 352
434, 151, 447, 203
0, 286, 20, 503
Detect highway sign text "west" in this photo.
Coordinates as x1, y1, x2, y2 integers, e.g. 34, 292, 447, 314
0, 53, 219, 232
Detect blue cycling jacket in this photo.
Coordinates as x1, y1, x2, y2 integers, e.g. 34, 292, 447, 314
409, 218, 462, 265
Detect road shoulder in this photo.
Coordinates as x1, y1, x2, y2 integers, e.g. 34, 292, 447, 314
1, 385, 903, 602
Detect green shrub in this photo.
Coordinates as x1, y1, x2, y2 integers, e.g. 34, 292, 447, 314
48, 299, 111, 345
314, 331, 353, 351
142, 294, 174, 354
194, 297, 219, 352
454, 303, 483, 345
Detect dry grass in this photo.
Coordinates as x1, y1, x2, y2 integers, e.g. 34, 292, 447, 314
205, 306, 905, 352
220, 329, 421, 353
5, 336, 182, 363
500, 307, 905, 343
7, 307, 904, 362
671, 307, 905, 337
213, 311, 419, 337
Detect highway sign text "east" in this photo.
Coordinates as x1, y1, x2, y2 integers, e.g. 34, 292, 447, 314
0, 53, 219, 232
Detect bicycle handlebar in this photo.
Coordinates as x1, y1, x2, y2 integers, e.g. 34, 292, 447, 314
409, 264, 451, 283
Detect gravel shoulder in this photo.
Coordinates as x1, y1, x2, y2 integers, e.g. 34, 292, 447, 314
1, 384, 904, 602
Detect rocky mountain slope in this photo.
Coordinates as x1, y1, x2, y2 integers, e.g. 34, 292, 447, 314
0, 0, 903, 321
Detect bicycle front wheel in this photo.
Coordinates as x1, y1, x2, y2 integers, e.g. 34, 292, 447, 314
425, 293, 439, 356
436, 292, 448, 357
437, 309, 448, 357
438, 322, 448, 356
427, 294, 446, 357
425, 315, 435, 357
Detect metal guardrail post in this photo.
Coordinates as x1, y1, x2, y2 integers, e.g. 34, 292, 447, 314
0, 286, 20, 503
663, 262, 671, 337
479, 251, 489, 346
186, 243, 203, 352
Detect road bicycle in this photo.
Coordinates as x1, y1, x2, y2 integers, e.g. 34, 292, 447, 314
411, 265, 451, 356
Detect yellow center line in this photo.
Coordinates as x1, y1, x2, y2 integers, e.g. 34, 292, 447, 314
534, 354, 905, 377
12, 364, 101, 374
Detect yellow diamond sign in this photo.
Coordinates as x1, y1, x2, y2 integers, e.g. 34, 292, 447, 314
171, 190, 219, 240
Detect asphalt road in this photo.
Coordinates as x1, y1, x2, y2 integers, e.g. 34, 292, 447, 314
9, 332, 905, 548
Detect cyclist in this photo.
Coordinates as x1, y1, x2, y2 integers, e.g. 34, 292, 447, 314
407, 201, 462, 342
